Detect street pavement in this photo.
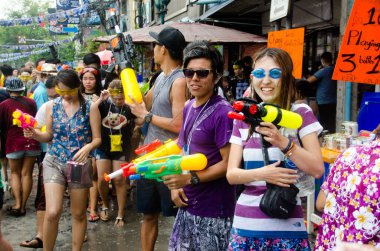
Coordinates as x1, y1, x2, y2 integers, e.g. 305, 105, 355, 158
1, 168, 316, 251
1, 167, 174, 251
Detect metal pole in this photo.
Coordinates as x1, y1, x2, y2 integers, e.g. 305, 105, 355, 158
285, 0, 293, 29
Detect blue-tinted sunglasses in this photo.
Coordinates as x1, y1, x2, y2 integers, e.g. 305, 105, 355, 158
251, 68, 282, 79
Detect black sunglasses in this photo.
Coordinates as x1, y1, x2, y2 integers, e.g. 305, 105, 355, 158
183, 69, 213, 79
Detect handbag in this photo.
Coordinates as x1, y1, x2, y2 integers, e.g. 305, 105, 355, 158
259, 183, 299, 219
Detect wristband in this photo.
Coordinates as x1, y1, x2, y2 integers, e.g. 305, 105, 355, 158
285, 142, 296, 158
281, 139, 292, 153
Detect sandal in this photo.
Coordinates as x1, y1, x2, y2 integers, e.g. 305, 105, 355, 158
114, 217, 125, 228
100, 207, 109, 222
9, 208, 26, 217
20, 236, 43, 248
88, 213, 100, 222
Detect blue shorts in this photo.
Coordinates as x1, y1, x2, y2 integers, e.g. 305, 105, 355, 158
6, 150, 41, 159
136, 179, 178, 217
94, 148, 127, 161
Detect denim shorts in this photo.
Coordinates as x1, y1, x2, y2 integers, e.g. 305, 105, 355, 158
136, 179, 178, 217
94, 148, 127, 161
6, 150, 41, 159
43, 154, 93, 189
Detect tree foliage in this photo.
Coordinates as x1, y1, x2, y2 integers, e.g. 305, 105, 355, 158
4, 0, 50, 19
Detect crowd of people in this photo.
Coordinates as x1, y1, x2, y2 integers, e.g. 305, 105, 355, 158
0, 26, 379, 251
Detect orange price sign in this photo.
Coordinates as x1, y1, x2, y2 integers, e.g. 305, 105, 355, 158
333, 0, 380, 85
267, 27, 305, 79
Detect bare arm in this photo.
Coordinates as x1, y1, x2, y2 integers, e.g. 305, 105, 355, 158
128, 77, 187, 134
24, 101, 54, 142
307, 75, 318, 84
226, 143, 298, 186
316, 189, 326, 212
255, 122, 324, 178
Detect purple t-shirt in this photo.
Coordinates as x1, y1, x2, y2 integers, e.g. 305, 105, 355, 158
177, 95, 235, 218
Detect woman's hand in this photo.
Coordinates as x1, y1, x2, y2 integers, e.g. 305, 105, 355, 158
260, 161, 298, 187
171, 188, 188, 208
99, 90, 110, 102
23, 126, 37, 139
72, 144, 91, 163
163, 174, 191, 190
255, 122, 289, 150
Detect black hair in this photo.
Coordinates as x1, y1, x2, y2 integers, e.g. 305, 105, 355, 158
79, 67, 103, 96
295, 79, 313, 98
321, 52, 333, 64
233, 59, 244, 69
104, 72, 119, 90
83, 53, 101, 67
243, 56, 253, 66
45, 58, 61, 65
183, 40, 224, 94
45, 76, 56, 89
167, 48, 184, 63
0, 65, 13, 77
35, 58, 46, 67
54, 69, 86, 115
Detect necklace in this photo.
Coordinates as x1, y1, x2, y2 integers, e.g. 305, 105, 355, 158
183, 98, 211, 153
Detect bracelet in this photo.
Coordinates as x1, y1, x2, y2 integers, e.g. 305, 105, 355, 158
281, 139, 292, 153
285, 143, 296, 158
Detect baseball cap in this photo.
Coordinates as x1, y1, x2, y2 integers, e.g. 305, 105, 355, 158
5, 77, 25, 92
149, 27, 186, 53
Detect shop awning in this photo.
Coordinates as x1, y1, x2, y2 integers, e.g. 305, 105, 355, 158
94, 22, 267, 44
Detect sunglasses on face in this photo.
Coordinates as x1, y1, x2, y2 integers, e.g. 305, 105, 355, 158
55, 86, 79, 96
251, 68, 282, 79
80, 68, 99, 76
20, 76, 32, 81
108, 88, 124, 95
183, 69, 213, 79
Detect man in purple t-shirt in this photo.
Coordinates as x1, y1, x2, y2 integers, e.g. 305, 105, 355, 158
162, 41, 235, 250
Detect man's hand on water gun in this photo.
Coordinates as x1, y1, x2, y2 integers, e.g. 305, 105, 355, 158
163, 173, 191, 190
171, 188, 188, 208
127, 96, 148, 119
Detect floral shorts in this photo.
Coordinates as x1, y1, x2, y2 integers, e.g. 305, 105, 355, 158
168, 208, 233, 251
228, 229, 310, 251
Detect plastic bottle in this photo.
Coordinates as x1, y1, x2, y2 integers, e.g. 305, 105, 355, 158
284, 157, 315, 197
